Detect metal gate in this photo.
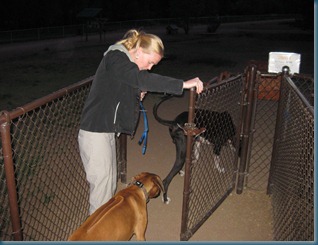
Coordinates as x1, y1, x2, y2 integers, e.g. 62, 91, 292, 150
180, 73, 244, 240
179, 65, 314, 241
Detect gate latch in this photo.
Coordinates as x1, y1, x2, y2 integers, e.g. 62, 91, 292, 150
180, 123, 206, 136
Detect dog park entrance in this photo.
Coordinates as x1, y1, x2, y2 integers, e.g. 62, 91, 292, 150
178, 65, 314, 241
0, 65, 314, 241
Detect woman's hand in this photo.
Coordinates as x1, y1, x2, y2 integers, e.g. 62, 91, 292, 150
183, 77, 204, 94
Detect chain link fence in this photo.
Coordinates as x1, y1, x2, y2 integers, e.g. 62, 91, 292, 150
244, 73, 281, 190
0, 77, 94, 240
245, 72, 314, 191
180, 66, 314, 241
0, 76, 128, 241
180, 75, 243, 240
1, 66, 314, 241
291, 74, 314, 106
268, 75, 314, 240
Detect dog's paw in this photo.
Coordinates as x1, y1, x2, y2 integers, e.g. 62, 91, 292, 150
165, 197, 171, 204
216, 166, 225, 173
214, 162, 225, 173
179, 170, 185, 176
162, 196, 171, 204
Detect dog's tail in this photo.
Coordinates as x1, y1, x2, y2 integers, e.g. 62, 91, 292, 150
153, 94, 177, 127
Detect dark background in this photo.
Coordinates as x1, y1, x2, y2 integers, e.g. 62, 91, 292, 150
0, 0, 314, 31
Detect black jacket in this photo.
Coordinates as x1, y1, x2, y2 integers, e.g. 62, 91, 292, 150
80, 45, 184, 136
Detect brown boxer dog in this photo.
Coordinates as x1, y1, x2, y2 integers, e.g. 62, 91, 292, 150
68, 172, 165, 241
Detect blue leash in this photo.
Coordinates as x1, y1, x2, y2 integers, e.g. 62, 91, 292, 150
138, 101, 148, 155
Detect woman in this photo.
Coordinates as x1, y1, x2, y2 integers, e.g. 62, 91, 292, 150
78, 29, 203, 215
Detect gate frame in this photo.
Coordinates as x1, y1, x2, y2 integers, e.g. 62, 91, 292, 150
179, 71, 246, 240
236, 65, 258, 194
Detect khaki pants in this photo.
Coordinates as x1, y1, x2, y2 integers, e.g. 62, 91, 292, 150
78, 129, 117, 215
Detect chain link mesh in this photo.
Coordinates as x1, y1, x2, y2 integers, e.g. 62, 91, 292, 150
182, 76, 243, 239
246, 73, 314, 192
1, 80, 92, 240
1, 78, 127, 241
245, 74, 281, 190
268, 76, 314, 240
291, 74, 314, 106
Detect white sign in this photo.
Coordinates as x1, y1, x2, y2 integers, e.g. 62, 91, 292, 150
268, 52, 301, 74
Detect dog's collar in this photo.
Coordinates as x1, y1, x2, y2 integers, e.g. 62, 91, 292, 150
130, 180, 149, 203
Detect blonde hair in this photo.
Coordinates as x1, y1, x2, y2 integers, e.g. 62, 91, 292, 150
117, 29, 164, 57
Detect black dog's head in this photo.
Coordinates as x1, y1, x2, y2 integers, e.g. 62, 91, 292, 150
168, 111, 189, 142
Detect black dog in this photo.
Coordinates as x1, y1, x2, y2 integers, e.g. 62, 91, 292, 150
153, 94, 239, 204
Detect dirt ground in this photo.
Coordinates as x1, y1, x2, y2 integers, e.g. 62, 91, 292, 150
0, 19, 314, 241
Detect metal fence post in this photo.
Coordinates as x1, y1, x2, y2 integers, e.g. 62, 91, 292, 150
0, 111, 22, 241
236, 65, 257, 194
267, 66, 290, 194
180, 88, 196, 240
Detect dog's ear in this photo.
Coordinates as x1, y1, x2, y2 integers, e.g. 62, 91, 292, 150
151, 175, 165, 195
131, 172, 147, 182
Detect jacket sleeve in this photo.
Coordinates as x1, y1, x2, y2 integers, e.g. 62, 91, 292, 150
106, 50, 184, 95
